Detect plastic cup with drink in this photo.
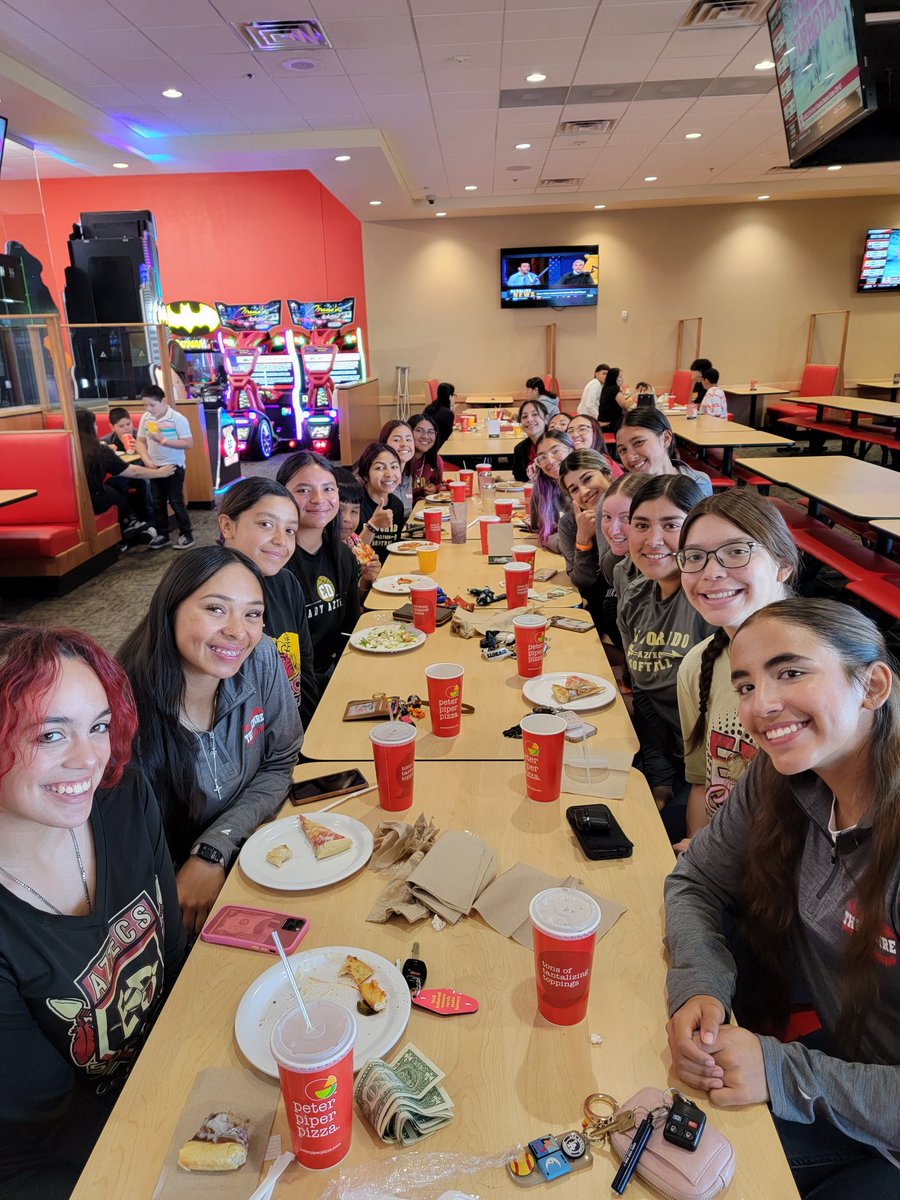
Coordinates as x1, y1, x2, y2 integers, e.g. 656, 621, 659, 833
449, 500, 468, 544
425, 663, 464, 737
504, 561, 531, 608
448, 480, 466, 503
476, 464, 493, 493
495, 499, 514, 523
479, 515, 501, 554
409, 579, 438, 634
519, 712, 567, 802
458, 468, 475, 497
529, 887, 602, 1026
513, 613, 547, 679
369, 722, 416, 810
422, 508, 443, 544
512, 544, 537, 587
416, 543, 439, 574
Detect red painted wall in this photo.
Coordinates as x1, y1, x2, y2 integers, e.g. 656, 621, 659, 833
21, 169, 367, 337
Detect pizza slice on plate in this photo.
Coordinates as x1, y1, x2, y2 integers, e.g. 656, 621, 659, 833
339, 954, 388, 1013
550, 675, 604, 705
298, 814, 352, 860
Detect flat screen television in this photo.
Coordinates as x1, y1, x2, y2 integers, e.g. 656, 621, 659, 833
767, 0, 876, 167
500, 246, 598, 309
0, 115, 7, 175
857, 228, 900, 293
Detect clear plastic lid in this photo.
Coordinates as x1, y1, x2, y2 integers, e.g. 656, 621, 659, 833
529, 887, 602, 940
270, 999, 356, 1070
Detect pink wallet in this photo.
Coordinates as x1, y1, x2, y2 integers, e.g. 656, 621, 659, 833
609, 1087, 736, 1200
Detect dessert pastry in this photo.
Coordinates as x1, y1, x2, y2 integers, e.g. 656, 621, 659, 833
551, 675, 604, 705
178, 1111, 249, 1172
265, 844, 293, 868
298, 814, 352, 860
338, 954, 387, 1013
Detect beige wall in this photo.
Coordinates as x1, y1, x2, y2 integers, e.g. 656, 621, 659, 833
362, 196, 900, 401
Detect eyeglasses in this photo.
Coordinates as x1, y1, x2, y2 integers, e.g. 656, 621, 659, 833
675, 541, 758, 573
536, 447, 567, 466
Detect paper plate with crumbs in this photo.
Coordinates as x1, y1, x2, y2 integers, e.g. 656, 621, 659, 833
238, 813, 373, 890
372, 574, 434, 595
235, 946, 410, 1077
523, 672, 617, 712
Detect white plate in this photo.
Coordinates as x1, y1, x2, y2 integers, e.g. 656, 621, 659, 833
522, 672, 617, 712
372, 573, 433, 595
235, 946, 411, 1077
495, 481, 524, 492
386, 540, 438, 555
349, 623, 426, 654
238, 814, 373, 891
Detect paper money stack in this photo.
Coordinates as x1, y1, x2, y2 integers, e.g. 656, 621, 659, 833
354, 1043, 454, 1145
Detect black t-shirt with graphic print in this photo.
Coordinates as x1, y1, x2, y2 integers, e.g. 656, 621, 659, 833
359, 491, 406, 564
287, 540, 360, 674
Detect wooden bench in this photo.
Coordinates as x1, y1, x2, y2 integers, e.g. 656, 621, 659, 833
677, 450, 734, 490
787, 416, 900, 462
846, 574, 900, 621
702, 448, 772, 491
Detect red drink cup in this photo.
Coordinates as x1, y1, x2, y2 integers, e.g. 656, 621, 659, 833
513, 614, 547, 678
422, 507, 443, 543
270, 1000, 357, 1168
458, 468, 474, 497
479, 515, 501, 554
504, 561, 531, 608
476, 464, 493, 492
448, 480, 466, 503
425, 663, 464, 737
522, 483, 533, 507
519, 713, 567, 802
409, 579, 438, 634
461, 414, 472, 432
369, 722, 416, 810
512, 544, 537, 587
529, 887, 602, 1025
495, 498, 514, 523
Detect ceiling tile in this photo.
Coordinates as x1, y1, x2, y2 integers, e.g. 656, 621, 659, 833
427, 66, 499, 93
146, 24, 246, 57
312, 0, 411, 16
430, 90, 499, 112
9, 0, 130, 32
304, 110, 373, 129
204, 74, 286, 103
55, 27, 168, 60
414, 11, 503, 44
420, 41, 501, 69
352, 72, 428, 97
364, 94, 432, 118
500, 62, 576, 89
646, 56, 732, 82
80, 82, 148, 107
663, 28, 755, 58
277, 75, 361, 104
586, 32, 671, 62
501, 37, 586, 67
336, 45, 422, 75
504, 7, 596, 41
573, 58, 656, 86
504, 0, 595, 9
112, 0, 223, 25
321, 16, 417, 49
128, 78, 215, 106
409, 0, 502, 12
182, 53, 263, 82
206, 0, 316, 17
171, 107, 250, 133
251, 49, 347, 77
100, 59, 194, 86
594, 2, 686, 36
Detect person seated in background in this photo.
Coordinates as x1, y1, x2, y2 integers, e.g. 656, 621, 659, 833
277, 452, 361, 679
356, 442, 407, 563
101, 406, 154, 525
597, 367, 634, 432
529, 430, 574, 553
102, 406, 136, 452
75, 408, 172, 549
665, 599, 900, 1200
119, 547, 302, 934
634, 381, 657, 407
408, 413, 445, 499
0, 624, 186, 1200
577, 363, 609, 420
690, 357, 713, 406
422, 382, 456, 449
334, 468, 380, 598
698, 367, 728, 418
524, 376, 561, 417
513, 398, 549, 481
615, 408, 713, 497
217, 477, 321, 732
378, 420, 416, 517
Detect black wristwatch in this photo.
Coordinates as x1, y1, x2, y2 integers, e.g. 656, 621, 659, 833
191, 841, 226, 867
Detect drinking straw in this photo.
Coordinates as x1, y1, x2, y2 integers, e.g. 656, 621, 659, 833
581, 732, 592, 789
271, 930, 314, 1032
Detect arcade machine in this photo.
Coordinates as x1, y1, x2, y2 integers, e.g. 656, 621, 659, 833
215, 300, 305, 460
63, 211, 163, 400
287, 297, 365, 459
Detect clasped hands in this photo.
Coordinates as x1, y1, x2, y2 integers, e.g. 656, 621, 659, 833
666, 995, 770, 1107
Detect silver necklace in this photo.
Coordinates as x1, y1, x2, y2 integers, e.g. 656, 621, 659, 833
196, 730, 223, 800
0, 828, 92, 916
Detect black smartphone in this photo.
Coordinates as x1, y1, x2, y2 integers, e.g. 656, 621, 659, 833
289, 768, 368, 805
566, 804, 633, 860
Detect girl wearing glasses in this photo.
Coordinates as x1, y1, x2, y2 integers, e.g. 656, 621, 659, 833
615, 408, 713, 497
666, 599, 899, 1198
617, 474, 712, 827
529, 430, 575, 552
676, 493, 798, 838
513, 399, 549, 482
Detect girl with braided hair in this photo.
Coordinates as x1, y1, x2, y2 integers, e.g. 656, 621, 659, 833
674, 492, 798, 839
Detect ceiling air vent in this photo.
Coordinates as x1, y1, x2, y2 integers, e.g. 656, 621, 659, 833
235, 20, 332, 52
539, 177, 583, 188
680, 0, 770, 27
558, 119, 615, 135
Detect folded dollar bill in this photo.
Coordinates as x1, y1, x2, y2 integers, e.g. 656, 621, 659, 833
354, 1043, 454, 1145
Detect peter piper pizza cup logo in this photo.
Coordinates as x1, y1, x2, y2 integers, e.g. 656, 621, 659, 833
525, 741, 540, 758
535, 630, 545, 643
446, 684, 460, 699
305, 1074, 338, 1101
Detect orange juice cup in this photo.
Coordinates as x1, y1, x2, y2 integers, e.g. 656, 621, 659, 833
425, 663, 464, 737
519, 713, 567, 802
529, 887, 602, 1025
416, 543, 439, 574
409, 579, 438, 634
270, 1001, 357, 1168
448, 480, 466, 503
479, 515, 501, 554
513, 613, 547, 678
422, 508, 443, 543
504, 561, 531, 608
458, 468, 475, 497
495, 499, 514, 523
369, 722, 416, 810
512, 545, 537, 587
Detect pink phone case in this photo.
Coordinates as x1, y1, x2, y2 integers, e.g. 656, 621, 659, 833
200, 905, 309, 954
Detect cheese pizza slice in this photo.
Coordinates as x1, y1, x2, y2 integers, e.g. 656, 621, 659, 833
298, 814, 352, 860
550, 674, 604, 705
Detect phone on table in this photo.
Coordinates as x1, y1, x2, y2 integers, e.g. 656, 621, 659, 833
288, 768, 368, 805
566, 804, 633, 860
201, 905, 310, 954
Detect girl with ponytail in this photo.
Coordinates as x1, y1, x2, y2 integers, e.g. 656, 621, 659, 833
675, 491, 798, 837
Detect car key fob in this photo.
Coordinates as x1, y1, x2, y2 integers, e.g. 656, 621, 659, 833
663, 1094, 706, 1151
401, 941, 427, 994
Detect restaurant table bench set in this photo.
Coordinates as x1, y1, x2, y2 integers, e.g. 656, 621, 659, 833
70, 469, 799, 1200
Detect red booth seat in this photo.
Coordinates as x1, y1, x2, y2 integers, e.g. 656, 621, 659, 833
668, 369, 692, 406
0, 524, 81, 557
44, 410, 117, 437
767, 364, 840, 427
0, 431, 83, 560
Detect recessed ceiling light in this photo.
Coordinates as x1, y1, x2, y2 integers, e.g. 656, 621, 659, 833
112, 162, 129, 169
685, 132, 702, 140
757, 194, 770, 200
593, 204, 606, 209
436, 211, 447, 217
334, 154, 351, 162
162, 87, 183, 99
755, 60, 775, 71
515, 142, 531, 150
526, 72, 546, 83
644, 175, 658, 182
464, 184, 478, 191
369, 199, 382, 206
827, 164, 842, 171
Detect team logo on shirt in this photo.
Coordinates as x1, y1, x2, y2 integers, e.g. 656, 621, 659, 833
46, 885, 165, 1087
243, 706, 266, 745
274, 632, 302, 697
316, 575, 336, 602
841, 899, 897, 967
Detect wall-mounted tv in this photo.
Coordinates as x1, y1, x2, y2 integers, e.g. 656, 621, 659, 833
0, 116, 7, 176
857, 228, 900, 293
767, 0, 876, 167
500, 246, 598, 309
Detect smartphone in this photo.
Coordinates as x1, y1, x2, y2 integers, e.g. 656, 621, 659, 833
550, 615, 593, 633
201, 905, 310, 954
288, 768, 368, 805
566, 804, 633, 860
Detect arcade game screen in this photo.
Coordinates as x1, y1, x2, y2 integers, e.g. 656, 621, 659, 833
500, 246, 598, 309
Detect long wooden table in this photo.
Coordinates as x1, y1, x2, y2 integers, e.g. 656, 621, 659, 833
666, 415, 793, 473
70, 759, 799, 1200
785, 394, 900, 426
303, 611, 637, 761
855, 377, 900, 401
464, 393, 515, 407
720, 383, 789, 428
442, 431, 520, 460
736, 455, 900, 533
